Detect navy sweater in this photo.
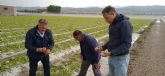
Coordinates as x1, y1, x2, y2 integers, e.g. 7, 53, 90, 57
80, 34, 101, 64
103, 14, 133, 56
25, 26, 54, 58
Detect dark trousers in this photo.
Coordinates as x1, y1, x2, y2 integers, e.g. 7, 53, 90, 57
28, 55, 50, 76
78, 61, 102, 76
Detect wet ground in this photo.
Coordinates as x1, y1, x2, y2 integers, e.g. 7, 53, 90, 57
128, 18, 165, 76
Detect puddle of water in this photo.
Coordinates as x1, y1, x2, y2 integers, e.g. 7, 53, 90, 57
161, 17, 165, 23
156, 19, 160, 23
156, 20, 161, 23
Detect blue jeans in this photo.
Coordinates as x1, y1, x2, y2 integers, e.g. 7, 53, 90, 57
108, 54, 130, 76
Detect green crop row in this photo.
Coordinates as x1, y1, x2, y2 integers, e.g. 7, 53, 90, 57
0, 25, 104, 44
0, 25, 107, 54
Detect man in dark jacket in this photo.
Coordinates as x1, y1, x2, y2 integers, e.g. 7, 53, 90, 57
96, 6, 133, 76
73, 30, 102, 76
25, 19, 54, 76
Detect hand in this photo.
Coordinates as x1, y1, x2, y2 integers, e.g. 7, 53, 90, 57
44, 49, 51, 55
95, 46, 100, 52
95, 46, 102, 52
101, 49, 111, 57
36, 48, 43, 53
42, 47, 47, 52
94, 63, 101, 69
36, 47, 47, 53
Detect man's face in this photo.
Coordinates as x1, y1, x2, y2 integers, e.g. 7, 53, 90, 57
38, 23, 48, 32
74, 35, 83, 42
102, 12, 116, 23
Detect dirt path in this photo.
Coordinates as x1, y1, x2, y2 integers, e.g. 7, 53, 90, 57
128, 18, 165, 76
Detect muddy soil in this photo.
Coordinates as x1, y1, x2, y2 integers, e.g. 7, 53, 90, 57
128, 18, 165, 76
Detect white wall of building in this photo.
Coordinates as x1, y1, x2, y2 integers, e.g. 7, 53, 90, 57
0, 5, 17, 16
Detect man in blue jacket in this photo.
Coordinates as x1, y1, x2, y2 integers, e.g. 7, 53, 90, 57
96, 6, 133, 76
25, 19, 54, 76
73, 30, 102, 76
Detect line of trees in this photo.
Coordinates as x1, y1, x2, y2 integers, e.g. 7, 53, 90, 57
47, 5, 61, 13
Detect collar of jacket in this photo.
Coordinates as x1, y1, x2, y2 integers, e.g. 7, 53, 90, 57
111, 14, 129, 25
80, 34, 87, 42
34, 25, 48, 37
111, 14, 120, 25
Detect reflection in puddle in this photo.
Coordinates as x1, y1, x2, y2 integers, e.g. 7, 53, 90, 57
156, 20, 160, 23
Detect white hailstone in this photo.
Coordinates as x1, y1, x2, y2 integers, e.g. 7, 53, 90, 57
6, 61, 9, 63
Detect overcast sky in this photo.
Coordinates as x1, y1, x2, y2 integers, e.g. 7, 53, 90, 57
0, 0, 165, 7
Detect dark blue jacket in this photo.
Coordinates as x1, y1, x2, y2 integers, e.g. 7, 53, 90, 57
80, 34, 101, 64
103, 14, 133, 56
25, 26, 54, 58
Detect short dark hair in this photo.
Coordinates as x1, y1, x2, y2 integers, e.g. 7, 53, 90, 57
73, 30, 83, 36
102, 6, 116, 14
38, 19, 48, 24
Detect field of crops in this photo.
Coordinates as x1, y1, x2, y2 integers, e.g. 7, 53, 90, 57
0, 15, 152, 75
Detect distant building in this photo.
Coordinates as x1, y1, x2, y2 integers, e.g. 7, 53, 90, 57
0, 5, 17, 16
